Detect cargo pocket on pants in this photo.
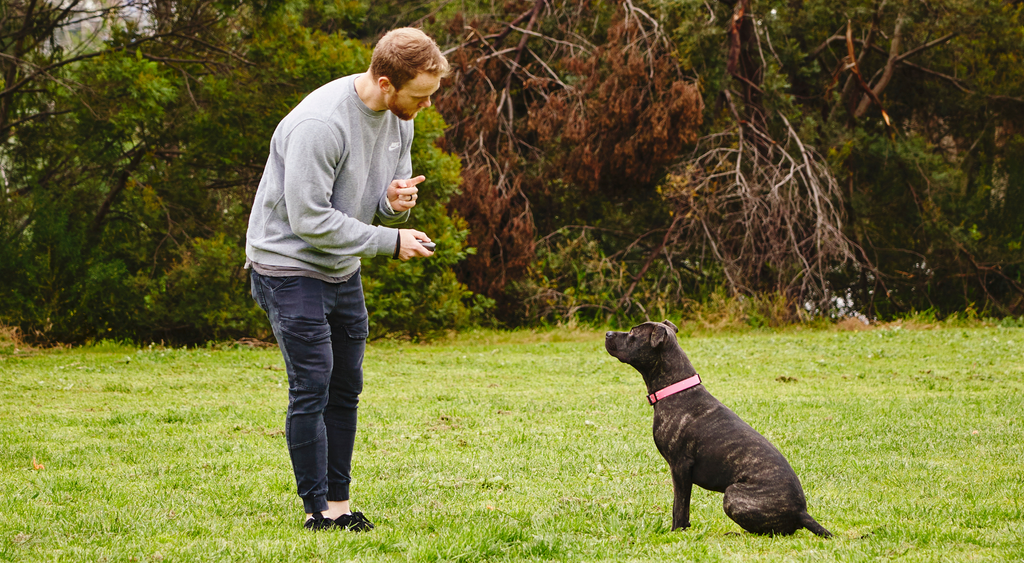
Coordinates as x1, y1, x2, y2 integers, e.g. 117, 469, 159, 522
341, 317, 369, 341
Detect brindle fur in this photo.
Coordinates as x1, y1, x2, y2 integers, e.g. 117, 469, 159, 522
605, 320, 832, 537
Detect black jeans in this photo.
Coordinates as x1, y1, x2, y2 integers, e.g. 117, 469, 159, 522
250, 269, 368, 514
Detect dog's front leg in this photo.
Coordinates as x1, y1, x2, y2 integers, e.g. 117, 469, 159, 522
670, 463, 694, 530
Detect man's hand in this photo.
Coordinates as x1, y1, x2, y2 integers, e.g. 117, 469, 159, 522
397, 229, 434, 261
387, 175, 426, 213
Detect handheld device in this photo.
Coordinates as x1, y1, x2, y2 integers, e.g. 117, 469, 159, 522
417, 240, 436, 252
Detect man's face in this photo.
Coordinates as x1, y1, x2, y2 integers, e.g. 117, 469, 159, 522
384, 71, 442, 121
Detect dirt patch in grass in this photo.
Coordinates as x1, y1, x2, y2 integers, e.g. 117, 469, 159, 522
835, 317, 873, 331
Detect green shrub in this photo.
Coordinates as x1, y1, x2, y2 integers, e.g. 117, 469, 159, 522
362, 108, 494, 339
0, 6, 486, 345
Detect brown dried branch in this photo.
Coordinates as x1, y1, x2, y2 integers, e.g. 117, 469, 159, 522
437, 0, 701, 305
812, 15, 970, 119
839, 20, 891, 125
441, 8, 538, 56
665, 114, 856, 306
497, 0, 546, 116
854, 11, 905, 119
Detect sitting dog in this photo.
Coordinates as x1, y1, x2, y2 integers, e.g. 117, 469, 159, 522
605, 320, 832, 537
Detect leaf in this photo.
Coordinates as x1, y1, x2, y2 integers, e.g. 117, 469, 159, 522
31, 457, 44, 470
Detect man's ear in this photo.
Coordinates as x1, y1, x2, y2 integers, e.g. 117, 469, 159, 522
662, 319, 679, 333
377, 75, 393, 94
650, 325, 670, 348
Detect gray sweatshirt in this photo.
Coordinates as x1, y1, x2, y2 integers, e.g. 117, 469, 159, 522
245, 73, 412, 278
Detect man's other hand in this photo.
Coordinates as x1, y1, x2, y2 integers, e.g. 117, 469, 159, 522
388, 175, 426, 212
397, 229, 434, 261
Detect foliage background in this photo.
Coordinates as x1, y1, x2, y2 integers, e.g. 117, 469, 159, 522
0, 0, 480, 343
1, 0, 1022, 344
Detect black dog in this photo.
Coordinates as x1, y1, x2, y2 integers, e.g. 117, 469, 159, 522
605, 320, 832, 537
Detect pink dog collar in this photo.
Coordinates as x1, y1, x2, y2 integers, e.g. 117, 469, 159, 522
647, 374, 701, 405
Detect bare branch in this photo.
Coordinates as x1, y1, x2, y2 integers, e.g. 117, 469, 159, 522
900, 59, 1024, 103
808, 32, 846, 60
894, 32, 955, 63
0, 108, 73, 135
441, 9, 538, 56
619, 215, 683, 307
854, 11, 904, 118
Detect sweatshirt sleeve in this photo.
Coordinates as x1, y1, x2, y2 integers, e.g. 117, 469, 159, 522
376, 120, 414, 226
376, 191, 410, 226
282, 119, 397, 257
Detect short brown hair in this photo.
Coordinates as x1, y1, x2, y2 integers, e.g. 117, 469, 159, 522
369, 27, 450, 90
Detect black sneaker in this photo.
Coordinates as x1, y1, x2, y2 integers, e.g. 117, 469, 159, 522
304, 513, 335, 531
333, 511, 374, 531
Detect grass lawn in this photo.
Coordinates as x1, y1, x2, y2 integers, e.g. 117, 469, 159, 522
1, 325, 1022, 562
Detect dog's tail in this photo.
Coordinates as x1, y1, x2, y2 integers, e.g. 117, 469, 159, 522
799, 512, 833, 538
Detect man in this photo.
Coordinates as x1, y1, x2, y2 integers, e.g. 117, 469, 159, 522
245, 27, 449, 531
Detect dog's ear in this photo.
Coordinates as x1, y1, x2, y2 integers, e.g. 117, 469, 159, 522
662, 319, 679, 333
650, 324, 673, 348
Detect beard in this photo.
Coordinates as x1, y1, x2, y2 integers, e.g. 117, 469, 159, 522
386, 97, 419, 121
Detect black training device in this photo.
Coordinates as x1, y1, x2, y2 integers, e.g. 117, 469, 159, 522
417, 240, 436, 252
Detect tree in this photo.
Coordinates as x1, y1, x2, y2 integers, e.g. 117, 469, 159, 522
0, 0, 483, 343
649, 0, 1024, 319
783, 0, 1024, 316
416, 0, 1024, 323
1, 0, 283, 342
425, 0, 705, 323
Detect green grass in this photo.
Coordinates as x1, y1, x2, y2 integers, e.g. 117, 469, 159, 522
2, 326, 1023, 562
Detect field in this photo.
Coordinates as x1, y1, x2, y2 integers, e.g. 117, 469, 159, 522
1, 325, 1022, 562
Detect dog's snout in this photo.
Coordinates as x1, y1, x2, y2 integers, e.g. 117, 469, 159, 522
606, 331, 614, 338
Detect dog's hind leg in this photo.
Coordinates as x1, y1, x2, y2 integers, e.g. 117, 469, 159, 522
722, 483, 800, 535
